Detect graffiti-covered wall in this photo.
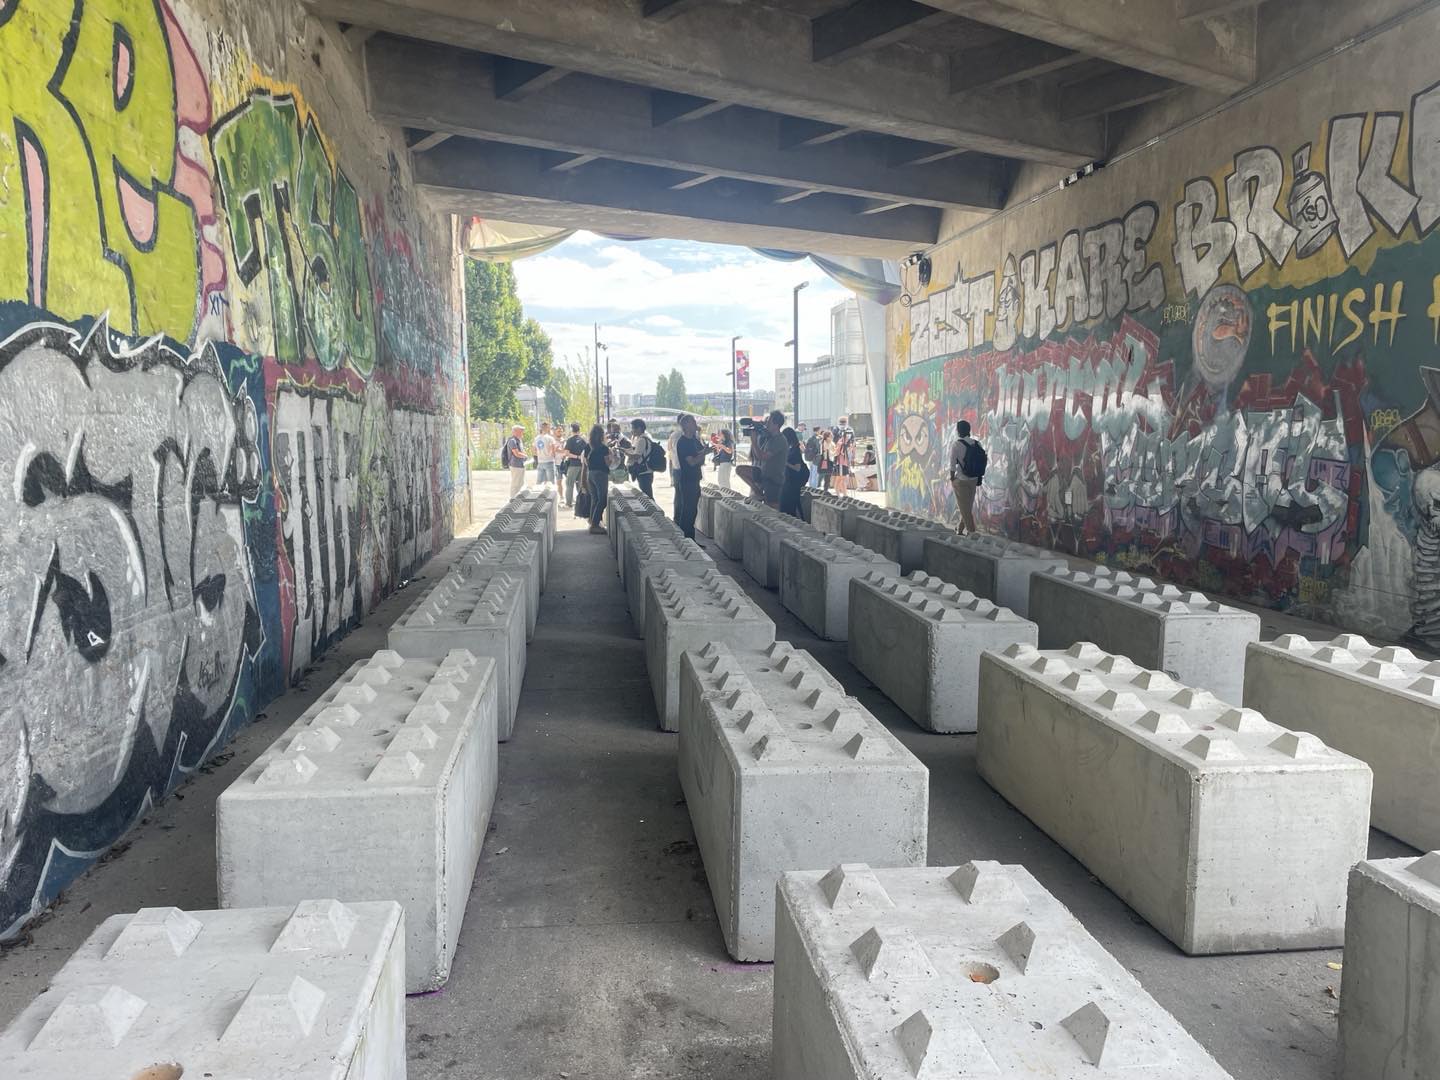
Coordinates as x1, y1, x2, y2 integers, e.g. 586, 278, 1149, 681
0, 0, 470, 935
886, 9, 1440, 648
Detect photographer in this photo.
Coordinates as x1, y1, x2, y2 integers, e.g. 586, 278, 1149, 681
736, 410, 786, 508
673, 413, 709, 539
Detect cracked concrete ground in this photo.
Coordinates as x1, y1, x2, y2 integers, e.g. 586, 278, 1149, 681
0, 469, 1418, 1079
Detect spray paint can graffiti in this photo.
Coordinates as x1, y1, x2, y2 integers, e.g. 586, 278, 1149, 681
1289, 144, 1339, 258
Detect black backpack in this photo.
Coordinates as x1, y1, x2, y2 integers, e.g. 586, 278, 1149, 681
648, 440, 667, 472
961, 438, 987, 481
500, 438, 513, 468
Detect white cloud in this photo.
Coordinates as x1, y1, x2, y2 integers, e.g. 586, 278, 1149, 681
641, 314, 683, 328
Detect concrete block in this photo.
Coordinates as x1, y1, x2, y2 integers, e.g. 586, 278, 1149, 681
713, 496, 763, 559
218, 649, 498, 990
615, 511, 682, 583
509, 483, 558, 546
454, 536, 541, 640
644, 569, 775, 732
1028, 567, 1260, 703
1244, 633, 1440, 850
606, 488, 660, 559
389, 571, 527, 740
623, 535, 715, 634
922, 533, 1067, 618
482, 510, 550, 587
678, 642, 927, 960
854, 511, 950, 574
779, 534, 899, 641
742, 511, 816, 589
0, 900, 407, 1080
698, 483, 726, 537
773, 862, 1233, 1080
1338, 853, 1440, 1080
849, 572, 1038, 733
808, 493, 868, 540
977, 642, 1372, 954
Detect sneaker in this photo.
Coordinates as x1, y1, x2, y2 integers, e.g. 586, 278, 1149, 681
588, 524, 606, 534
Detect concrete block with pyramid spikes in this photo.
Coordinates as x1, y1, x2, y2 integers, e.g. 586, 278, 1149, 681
978, 642, 1372, 954
481, 508, 551, 587
712, 495, 765, 558
217, 649, 497, 990
697, 483, 727, 537
614, 501, 682, 580
623, 534, 714, 634
773, 862, 1233, 1079
807, 491, 871, 541
604, 486, 657, 557
779, 534, 899, 641
644, 569, 775, 731
453, 535, 541, 639
849, 570, 1038, 733
742, 509, 818, 590
389, 571, 526, 739
922, 532, 1068, 618
678, 642, 927, 961
1338, 853, 1440, 1080
1028, 565, 1260, 703
506, 484, 558, 548
0, 900, 405, 1079
1244, 632, 1440, 850
854, 510, 950, 574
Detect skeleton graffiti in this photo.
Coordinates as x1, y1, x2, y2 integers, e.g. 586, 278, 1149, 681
889, 67, 1440, 646
0, 0, 464, 935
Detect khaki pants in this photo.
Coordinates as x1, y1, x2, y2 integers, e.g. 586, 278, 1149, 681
951, 475, 978, 534
510, 466, 527, 496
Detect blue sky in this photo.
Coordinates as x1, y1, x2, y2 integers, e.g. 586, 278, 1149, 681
512, 232, 849, 398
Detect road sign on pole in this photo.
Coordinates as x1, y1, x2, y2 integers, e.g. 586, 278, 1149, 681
735, 349, 750, 391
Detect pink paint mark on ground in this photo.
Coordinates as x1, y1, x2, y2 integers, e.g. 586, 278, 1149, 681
20, 133, 45, 306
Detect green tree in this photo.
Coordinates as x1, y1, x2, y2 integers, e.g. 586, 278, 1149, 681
521, 317, 553, 388
465, 261, 555, 420
656, 367, 688, 409
547, 357, 594, 427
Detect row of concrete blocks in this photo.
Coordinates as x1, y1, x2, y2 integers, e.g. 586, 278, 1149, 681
772, 853, 1440, 1080
806, 490, 878, 541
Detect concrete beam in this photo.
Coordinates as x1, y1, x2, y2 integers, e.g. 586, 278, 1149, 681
887, 140, 969, 167
308, 0, 1103, 165
408, 130, 453, 152
1060, 69, 1179, 120
926, 0, 1256, 92
773, 188, 820, 204
641, 0, 705, 19
1178, 0, 1266, 20
413, 140, 942, 257
948, 37, 1081, 95
669, 172, 720, 190
811, 0, 953, 65
343, 23, 376, 50
778, 118, 861, 150
651, 90, 730, 126
366, 37, 1011, 211
550, 152, 598, 171
857, 199, 908, 215
494, 57, 570, 100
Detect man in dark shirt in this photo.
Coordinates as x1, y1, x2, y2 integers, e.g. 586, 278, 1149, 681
562, 422, 587, 507
756, 409, 787, 508
674, 412, 707, 540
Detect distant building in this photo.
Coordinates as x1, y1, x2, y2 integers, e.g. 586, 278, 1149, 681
774, 368, 793, 417
796, 299, 876, 437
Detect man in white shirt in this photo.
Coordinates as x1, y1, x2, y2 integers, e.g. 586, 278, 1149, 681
534, 422, 557, 485
666, 423, 682, 516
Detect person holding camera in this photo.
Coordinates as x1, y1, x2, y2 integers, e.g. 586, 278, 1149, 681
712, 429, 735, 490
623, 417, 658, 498
737, 410, 786, 508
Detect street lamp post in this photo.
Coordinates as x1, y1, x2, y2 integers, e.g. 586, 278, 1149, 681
592, 323, 608, 426
730, 335, 742, 441
792, 281, 808, 426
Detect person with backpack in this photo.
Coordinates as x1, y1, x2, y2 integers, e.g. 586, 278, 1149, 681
503, 424, 528, 496
803, 426, 821, 487
562, 422, 587, 509
624, 418, 664, 499
948, 419, 987, 536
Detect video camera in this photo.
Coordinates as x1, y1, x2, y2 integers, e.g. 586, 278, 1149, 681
739, 417, 758, 435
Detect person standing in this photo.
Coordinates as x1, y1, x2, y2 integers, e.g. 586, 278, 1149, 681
562, 422, 586, 508
713, 429, 735, 490
666, 422, 683, 516
674, 413, 707, 539
534, 422, 557, 486
832, 424, 853, 497
750, 409, 787, 508
580, 423, 613, 534
803, 426, 821, 487
948, 419, 986, 536
504, 424, 528, 496
625, 418, 657, 498
779, 427, 807, 518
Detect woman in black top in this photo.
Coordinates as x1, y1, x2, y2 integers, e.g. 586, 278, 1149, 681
779, 427, 807, 518
580, 424, 613, 533
713, 429, 735, 491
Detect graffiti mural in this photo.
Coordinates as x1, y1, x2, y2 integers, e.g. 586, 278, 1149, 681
888, 32, 1440, 648
0, 0, 466, 935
